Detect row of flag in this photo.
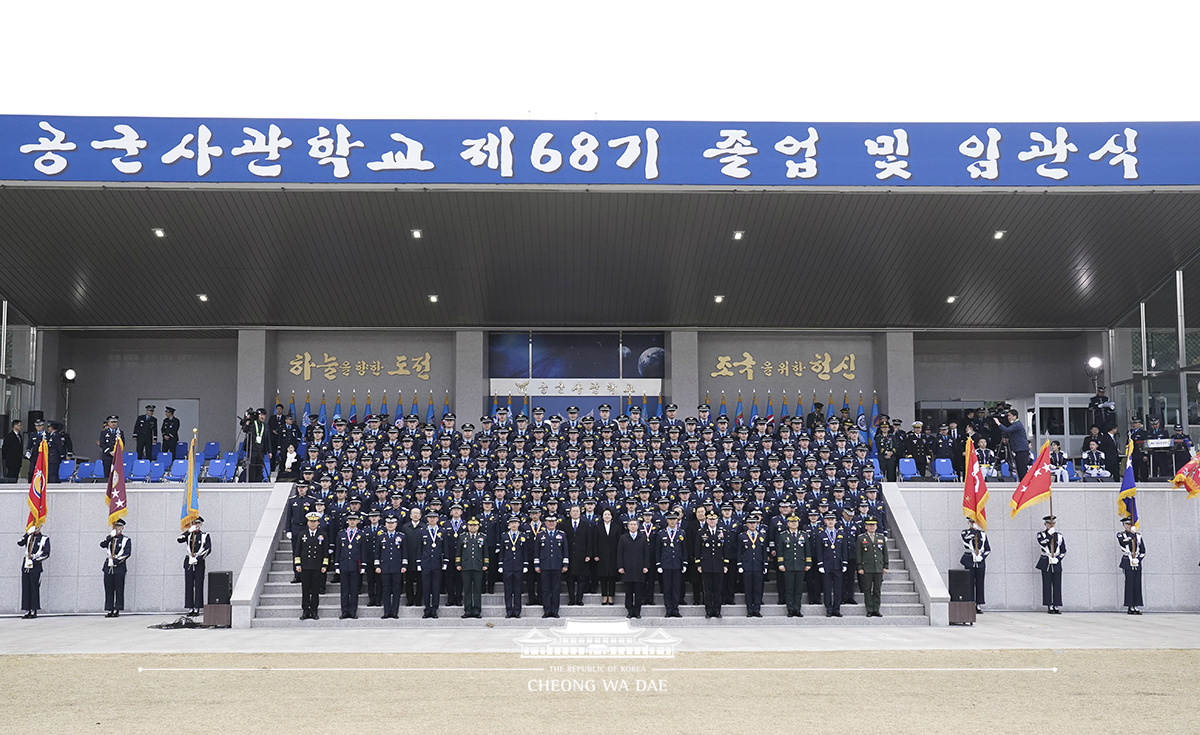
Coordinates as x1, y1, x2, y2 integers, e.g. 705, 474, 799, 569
284, 389, 453, 429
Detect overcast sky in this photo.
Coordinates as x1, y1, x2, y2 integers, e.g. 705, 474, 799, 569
2, 0, 1193, 122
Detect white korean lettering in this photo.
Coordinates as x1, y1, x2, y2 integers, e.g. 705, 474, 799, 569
366, 133, 436, 172
18, 121, 77, 175
607, 128, 659, 180
704, 129, 758, 179
958, 127, 1002, 180
161, 124, 224, 176
774, 127, 819, 179
461, 126, 515, 178
864, 129, 911, 180
230, 124, 294, 177
1087, 127, 1139, 180
307, 124, 363, 179
1016, 127, 1077, 181
90, 124, 147, 174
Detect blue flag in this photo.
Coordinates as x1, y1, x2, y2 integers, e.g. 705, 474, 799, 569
334, 391, 343, 421
780, 391, 789, 423
318, 393, 327, 426
302, 392, 311, 430
426, 391, 436, 424
868, 393, 880, 456
1118, 441, 1139, 526
750, 391, 759, 423
288, 391, 296, 423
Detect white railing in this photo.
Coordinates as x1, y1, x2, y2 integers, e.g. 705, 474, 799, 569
231, 481, 293, 628
884, 482, 950, 626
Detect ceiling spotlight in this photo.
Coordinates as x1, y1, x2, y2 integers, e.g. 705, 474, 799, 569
197, 294, 208, 302
993, 230, 1006, 240
1087, 356, 1103, 370
152, 228, 166, 238
411, 229, 423, 239
428, 294, 438, 303
61, 368, 77, 383
732, 231, 744, 240
714, 295, 725, 303
946, 296, 957, 304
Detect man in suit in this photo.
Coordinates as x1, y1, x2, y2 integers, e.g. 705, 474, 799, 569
456, 517, 489, 618
1036, 515, 1066, 614
535, 515, 568, 618
401, 507, 425, 607
132, 405, 158, 460
810, 511, 849, 617
3, 419, 23, 480
857, 517, 889, 617
618, 518, 650, 619
101, 519, 133, 617
563, 504, 592, 606
335, 513, 366, 619
160, 407, 181, 460
18, 524, 50, 618
655, 511, 687, 617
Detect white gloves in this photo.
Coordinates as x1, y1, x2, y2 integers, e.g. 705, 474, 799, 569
287, 532, 293, 540
972, 554, 983, 563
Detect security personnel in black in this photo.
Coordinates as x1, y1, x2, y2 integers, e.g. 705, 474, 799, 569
655, 511, 687, 617
18, 525, 51, 618
375, 514, 407, 618
296, 512, 328, 620
1036, 515, 1066, 614
499, 515, 529, 618
1129, 416, 1149, 482
697, 513, 729, 618
776, 514, 806, 617
810, 511, 849, 617
101, 519, 133, 617
177, 516, 212, 616
159, 407, 180, 459
1117, 517, 1145, 614
456, 517, 489, 618
133, 405, 158, 460
418, 510, 447, 618
335, 513, 367, 619
98, 416, 124, 478
535, 514, 568, 618
737, 513, 769, 617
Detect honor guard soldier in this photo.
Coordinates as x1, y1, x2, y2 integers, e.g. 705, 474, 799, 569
857, 517, 889, 617
177, 516, 212, 616
1117, 517, 1145, 614
133, 405, 158, 460
456, 517, 489, 618
776, 514, 806, 617
618, 518, 651, 619
697, 512, 729, 618
810, 511, 849, 617
1036, 515, 1066, 614
960, 517, 990, 613
335, 513, 367, 619
535, 515, 568, 618
737, 513, 769, 617
18, 525, 51, 618
295, 512, 329, 620
499, 516, 530, 618
98, 416, 124, 478
419, 509, 447, 619
160, 407, 181, 460
655, 511, 687, 617
375, 513, 407, 619
101, 519, 132, 617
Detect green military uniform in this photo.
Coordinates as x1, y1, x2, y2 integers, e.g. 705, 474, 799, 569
856, 521, 888, 617
775, 520, 807, 617
456, 520, 490, 618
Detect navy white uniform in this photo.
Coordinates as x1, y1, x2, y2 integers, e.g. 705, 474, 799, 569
1117, 526, 1145, 610
374, 525, 407, 617
498, 526, 530, 617
177, 526, 212, 612
1036, 525, 1066, 610
960, 525, 990, 606
655, 524, 687, 617
101, 530, 133, 614
18, 530, 51, 615
534, 525, 568, 617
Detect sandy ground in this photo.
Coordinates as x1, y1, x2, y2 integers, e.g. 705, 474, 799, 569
2, 649, 1196, 734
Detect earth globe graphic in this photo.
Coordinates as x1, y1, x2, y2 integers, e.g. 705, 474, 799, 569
638, 347, 665, 377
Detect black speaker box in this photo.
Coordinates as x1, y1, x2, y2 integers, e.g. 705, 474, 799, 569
208, 571, 233, 605
948, 568, 974, 602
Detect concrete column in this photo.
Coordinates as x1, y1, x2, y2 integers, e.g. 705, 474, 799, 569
33, 329, 63, 421
666, 331, 699, 412
455, 330, 486, 422
874, 332, 916, 423
236, 329, 276, 414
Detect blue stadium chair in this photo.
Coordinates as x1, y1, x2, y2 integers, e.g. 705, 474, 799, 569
204, 441, 220, 461
175, 443, 189, 460
150, 442, 160, 458
167, 459, 189, 482
222, 451, 237, 467
204, 460, 225, 481
871, 458, 882, 476
933, 458, 957, 482
129, 459, 151, 482
58, 459, 76, 482
92, 462, 108, 482
148, 462, 166, 482
74, 461, 91, 481
222, 460, 238, 482
1000, 461, 1012, 481
122, 453, 135, 474
157, 451, 173, 468
898, 457, 919, 481
1065, 461, 1080, 482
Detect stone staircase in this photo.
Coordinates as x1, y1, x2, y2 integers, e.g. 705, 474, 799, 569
252, 531, 929, 627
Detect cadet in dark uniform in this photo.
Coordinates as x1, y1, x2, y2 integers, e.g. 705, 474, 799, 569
811, 511, 848, 617
857, 517, 888, 617
535, 515, 568, 618
44, 422, 66, 484
618, 518, 650, 619
737, 513, 769, 617
499, 516, 529, 618
960, 518, 990, 613
1117, 517, 1145, 614
295, 512, 329, 620
776, 514, 806, 617
375, 514, 407, 619
177, 516, 212, 616
419, 510, 447, 619
18, 524, 51, 618
160, 407, 180, 460
101, 519, 132, 617
655, 511, 686, 617
1129, 416, 1149, 482
457, 517, 489, 618
133, 405, 158, 460
1036, 515, 1066, 614
98, 416, 124, 478
696, 513, 728, 618
336, 513, 366, 619
286, 481, 315, 583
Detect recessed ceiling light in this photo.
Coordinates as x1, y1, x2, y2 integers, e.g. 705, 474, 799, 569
411, 229, 423, 239
732, 231, 744, 240
714, 295, 725, 303
197, 294, 208, 302
152, 228, 165, 238
946, 296, 957, 304
428, 294, 438, 303
993, 230, 1006, 240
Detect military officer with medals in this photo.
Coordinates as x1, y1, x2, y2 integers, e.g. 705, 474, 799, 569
499, 515, 529, 618
177, 516, 212, 616
133, 405, 158, 460
810, 511, 849, 617
101, 518, 132, 617
18, 524, 51, 618
456, 516, 489, 618
1036, 515, 1066, 614
160, 407, 181, 460
335, 512, 367, 619
375, 513, 407, 619
776, 514, 806, 617
1117, 517, 1145, 614
857, 516, 889, 617
534, 514, 568, 618
737, 513, 769, 617
296, 511, 328, 620
97, 415, 124, 478
696, 511, 728, 618
655, 510, 687, 617
418, 509, 448, 618
960, 517, 990, 613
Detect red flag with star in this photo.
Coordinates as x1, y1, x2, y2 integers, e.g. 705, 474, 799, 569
962, 437, 988, 530
1009, 441, 1053, 518
106, 434, 128, 525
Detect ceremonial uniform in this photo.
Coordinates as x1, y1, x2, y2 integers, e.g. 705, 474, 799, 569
856, 524, 889, 616
1036, 519, 1066, 612
960, 524, 990, 607
456, 525, 489, 618
295, 520, 329, 619
811, 520, 849, 616
1117, 523, 1145, 612
177, 524, 212, 614
18, 529, 51, 617
133, 408, 158, 460
534, 523, 568, 617
737, 522, 769, 616
98, 422, 124, 478
419, 520, 448, 618
696, 522, 729, 618
374, 522, 407, 618
775, 524, 806, 616
655, 521, 687, 617
335, 522, 367, 618
101, 526, 133, 615
498, 524, 530, 617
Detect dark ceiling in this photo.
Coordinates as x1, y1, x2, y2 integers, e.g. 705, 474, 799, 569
2, 187, 1199, 329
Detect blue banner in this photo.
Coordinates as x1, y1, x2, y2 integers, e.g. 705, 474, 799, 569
0, 115, 1186, 187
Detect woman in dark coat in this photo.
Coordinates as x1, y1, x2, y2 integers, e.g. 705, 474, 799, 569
592, 509, 621, 605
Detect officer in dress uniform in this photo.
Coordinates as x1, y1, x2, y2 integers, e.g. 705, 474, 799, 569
960, 518, 990, 613
776, 514, 806, 617
335, 513, 366, 619
132, 405, 158, 460
535, 515, 568, 618
857, 517, 889, 617
810, 511, 849, 617
456, 517, 489, 618
98, 416, 124, 478
101, 519, 132, 617
499, 516, 529, 618
1146, 417, 1171, 478
419, 509, 447, 619
1170, 424, 1193, 474
177, 516, 212, 616
1117, 517, 1145, 614
655, 511, 686, 618
737, 513, 769, 617
296, 512, 328, 620
18, 525, 51, 618
375, 513, 407, 619
697, 513, 728, 618
1036, 515, 1066, 614
1129, 416, 1149, 482
160, 407, 180, 460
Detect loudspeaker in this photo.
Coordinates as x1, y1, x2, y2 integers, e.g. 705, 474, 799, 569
208, 571, 233, 605
27, 410, 43, 430
948, 569, 974, 602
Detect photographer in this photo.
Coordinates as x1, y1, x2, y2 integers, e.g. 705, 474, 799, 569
994, 408, 1030, 480
240, 407, 268, 482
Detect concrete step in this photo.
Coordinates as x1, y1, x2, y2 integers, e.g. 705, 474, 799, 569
253, 601, 928, 619
264, 570, 913, 587
256, 590, 923, 606
250, 613, 930, 628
